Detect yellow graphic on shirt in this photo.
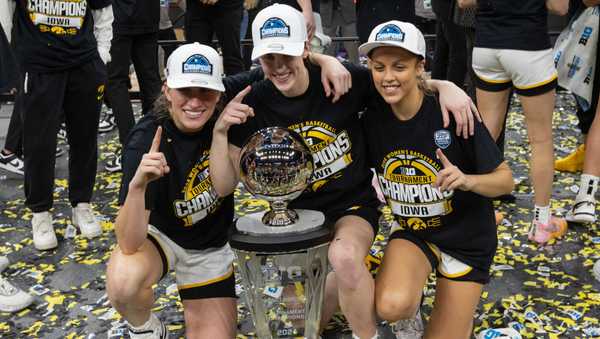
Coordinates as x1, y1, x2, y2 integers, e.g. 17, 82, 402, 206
378, 150, 453, 231
289, 120, 352, 192
28, 0, 87, 36
173, 151, 221, 227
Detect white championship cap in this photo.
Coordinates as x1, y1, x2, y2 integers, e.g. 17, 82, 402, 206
165, 42, 225, 92
358, 20, 426, 59
251, 4, 307, 60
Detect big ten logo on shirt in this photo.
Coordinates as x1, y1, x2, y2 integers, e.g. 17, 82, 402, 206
377, 149, 453, 232
27, 0, 88, 36
289, 121, 352, 192
173, 151, 222, 227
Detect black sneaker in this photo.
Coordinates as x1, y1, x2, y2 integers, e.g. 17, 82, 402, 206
0, 151, 24, 175
105, 153, 122, 172
98, 110, 116, 133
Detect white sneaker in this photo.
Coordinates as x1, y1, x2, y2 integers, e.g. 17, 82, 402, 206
0, 256, 9, 272
128, 313, 169, 339
0, 276, 34, 313
566, 198, 596, 224
391, 308, 424, 339
593, 260, 600, 282
72, 203, 102, 239
32, 212, 58, 250
98, 111, 116, 133
477, 328, 522, 339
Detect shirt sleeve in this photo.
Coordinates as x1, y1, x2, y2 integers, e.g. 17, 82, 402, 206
223, 67, 264, 102
118, 126, 157, 210
458, 119, 504, 174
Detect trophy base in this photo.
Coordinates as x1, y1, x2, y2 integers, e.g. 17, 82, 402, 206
231, 210, 332, 253
238, 209, 325, 235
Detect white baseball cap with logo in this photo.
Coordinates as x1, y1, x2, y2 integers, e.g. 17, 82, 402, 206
165, 42, 225, 92
251, 3, 307, 60
358, 20, 426, 59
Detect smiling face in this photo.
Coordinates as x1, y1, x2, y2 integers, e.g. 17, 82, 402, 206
259, 49, 310, 97
369, 46, 425, 107
165, 85, 221, 133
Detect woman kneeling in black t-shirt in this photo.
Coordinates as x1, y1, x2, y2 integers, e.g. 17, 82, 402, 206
360, 21, 514, 338
105, 43, 245, 339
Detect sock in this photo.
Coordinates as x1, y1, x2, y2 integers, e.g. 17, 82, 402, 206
534, 205, 550, 225
577, 174, 599, 201
129, 313, 158, 333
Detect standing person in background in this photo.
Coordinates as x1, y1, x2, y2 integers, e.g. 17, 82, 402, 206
106, 0, 162, 173
1, 0, 113, 251
159, 0, 179, 66
356, 0, 416, 44
185, 0, 245, 75
459, 0, 569, 244
555, 0, 600, 225
431, 0, 467, 88
321, 0, 359, 64
0, 17, 24, 176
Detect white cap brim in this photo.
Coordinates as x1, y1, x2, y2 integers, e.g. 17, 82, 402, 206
358, 41, 425, 59
166, 77, 225, 92
251, 41, 305, 60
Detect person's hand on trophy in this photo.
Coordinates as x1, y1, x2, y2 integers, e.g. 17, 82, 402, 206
129, 126, 170, 190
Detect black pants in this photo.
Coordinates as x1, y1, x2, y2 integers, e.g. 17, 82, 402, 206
185, 2, 244, 75
4, 100, 23, 156
158, 27, 178, 67
19, 58, 106, 212
432, 18, 467, 88
107, 32, 162, 145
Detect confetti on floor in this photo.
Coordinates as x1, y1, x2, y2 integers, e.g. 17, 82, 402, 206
0, 94, 598, 338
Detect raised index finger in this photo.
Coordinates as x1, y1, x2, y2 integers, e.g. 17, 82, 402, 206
435, 148, 452, 168
231, 85, 252, 104
150, 126, 163, 153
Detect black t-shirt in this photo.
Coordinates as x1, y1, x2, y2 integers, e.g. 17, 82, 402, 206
475, 0, 551, 50
112, 0, 160, 35
229, 62, 378, 215
12, 0, 111, 72
119, 114, 234, 250
362, 95, 503, 270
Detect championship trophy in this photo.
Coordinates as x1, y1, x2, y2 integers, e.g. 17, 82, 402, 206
230, 127, 333, 339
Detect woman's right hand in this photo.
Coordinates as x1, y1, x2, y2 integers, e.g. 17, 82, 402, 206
214, 85, 254, 135
130, 126, 170, 190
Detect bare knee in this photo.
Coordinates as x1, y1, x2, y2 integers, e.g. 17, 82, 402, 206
376, 289, 420, 322
328, 240, 367, 289
106, 250, 157, 305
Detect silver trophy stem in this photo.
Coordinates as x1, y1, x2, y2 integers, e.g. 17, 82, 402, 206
302, 246, 329, 337
263, 200, 299, 226
237, 253, 273, 339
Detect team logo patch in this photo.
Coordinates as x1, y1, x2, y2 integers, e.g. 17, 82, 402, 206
260, 17, 291, 39
182, 54, 213, 75
434, 129, 451, 149
375, 24, 405, 42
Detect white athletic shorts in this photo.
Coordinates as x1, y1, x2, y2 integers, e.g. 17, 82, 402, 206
147, 224, 236, 300
472, 47, 557, 96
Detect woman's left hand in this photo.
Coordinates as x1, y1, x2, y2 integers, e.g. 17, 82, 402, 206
433, 148, 472, 192
436, 80, 481, 138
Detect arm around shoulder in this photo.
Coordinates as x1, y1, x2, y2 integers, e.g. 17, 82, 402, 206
457, 0, 477, 9
546, 0, 569, 16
